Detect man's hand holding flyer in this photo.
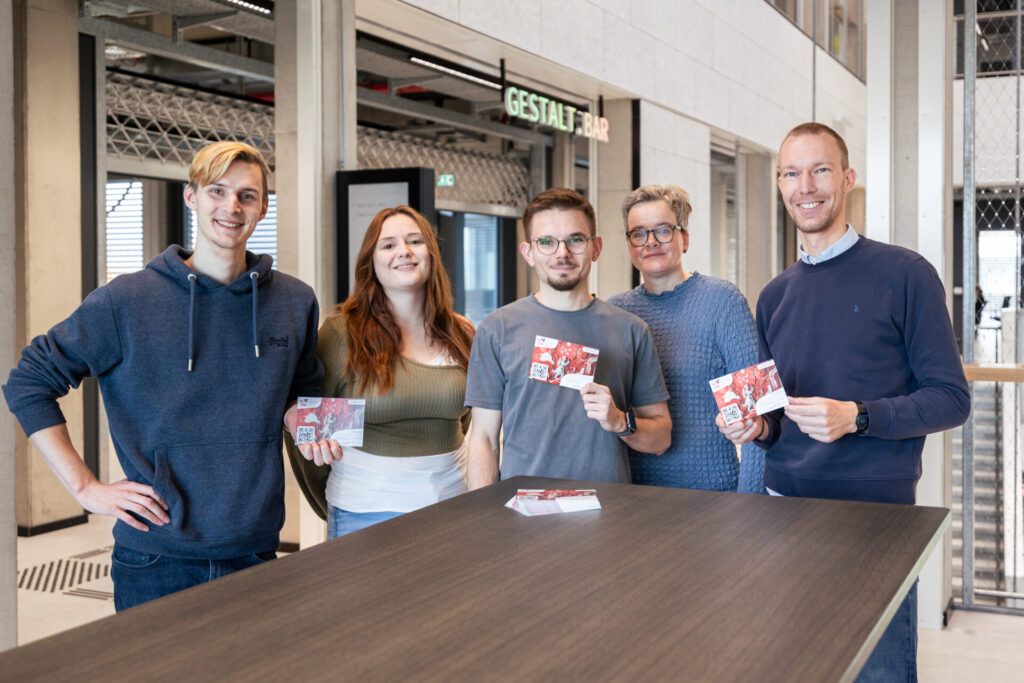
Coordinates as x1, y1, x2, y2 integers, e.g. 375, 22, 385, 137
710, 360, 789, 425
529, 335, 599, 390
294, 397, 366, 447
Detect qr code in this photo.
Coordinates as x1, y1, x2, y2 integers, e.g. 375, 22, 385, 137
295, 425, 317, 444
530, 362, 549, 381
721, 404, 743, 425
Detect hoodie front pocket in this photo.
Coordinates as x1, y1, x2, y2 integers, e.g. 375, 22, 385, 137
153, 437, 284, 543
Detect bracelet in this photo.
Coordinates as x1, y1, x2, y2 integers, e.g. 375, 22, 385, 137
755, 420, 768, 442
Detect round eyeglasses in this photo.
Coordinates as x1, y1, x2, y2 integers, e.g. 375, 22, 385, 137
626, 224, 683, 247
531, 235, 592, 255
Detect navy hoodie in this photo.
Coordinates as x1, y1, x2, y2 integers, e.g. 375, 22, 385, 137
3, 246, 323, 558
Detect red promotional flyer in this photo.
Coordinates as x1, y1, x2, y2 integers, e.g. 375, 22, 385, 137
529, 335, 599, 390
504, 489, 602, 516
709, 360, 789, 425
294, 397, 366, 447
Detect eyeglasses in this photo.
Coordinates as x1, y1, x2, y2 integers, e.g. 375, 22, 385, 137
626, 224, 683, 247
531, 234, 592, 255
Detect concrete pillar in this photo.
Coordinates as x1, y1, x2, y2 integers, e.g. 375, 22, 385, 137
867, 0, 955, 630
15, 0, 85, 534
865, 0, 893, 243
1, 0, 17, 653
740, 151, 776, 308
275, 0, 358, 549
595, 99, 634, 300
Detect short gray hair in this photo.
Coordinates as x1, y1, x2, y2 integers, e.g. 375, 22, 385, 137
620, 185, 692, 232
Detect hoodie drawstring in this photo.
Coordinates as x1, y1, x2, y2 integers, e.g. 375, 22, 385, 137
251, 271, 260, 358
187, 274, 197, 372
185, 270, 261, 371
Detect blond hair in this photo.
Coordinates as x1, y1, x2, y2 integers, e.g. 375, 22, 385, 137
187, 142, 271, 201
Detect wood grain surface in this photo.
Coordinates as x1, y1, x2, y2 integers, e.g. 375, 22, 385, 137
0, 477, 949, 682
963, 363, 1024, 383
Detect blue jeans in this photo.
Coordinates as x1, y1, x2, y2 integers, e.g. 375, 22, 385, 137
328, 506, 403, 539
110, 543, 277, 612
856, 581, 918, 682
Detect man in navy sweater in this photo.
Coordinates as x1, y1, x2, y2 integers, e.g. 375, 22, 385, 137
718, 123, 969, 681
3, 142, 334, 610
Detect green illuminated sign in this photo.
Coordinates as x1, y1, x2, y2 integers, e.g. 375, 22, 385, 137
504, 86, 610, 143
437, 174, 455, 187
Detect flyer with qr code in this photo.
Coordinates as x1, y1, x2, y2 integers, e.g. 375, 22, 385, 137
294, 397, 366, 446
709, 360, 789, 425
529, 336, 599, 390
504, 489, 602, 516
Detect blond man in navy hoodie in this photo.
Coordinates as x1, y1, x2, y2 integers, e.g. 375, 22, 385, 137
3, 142, 325, 610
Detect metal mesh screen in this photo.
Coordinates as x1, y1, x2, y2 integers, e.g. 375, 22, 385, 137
357, 127, 531, 209
957, 0, 1024, 612
104, 72, 529, 210
106, 71, 275, 168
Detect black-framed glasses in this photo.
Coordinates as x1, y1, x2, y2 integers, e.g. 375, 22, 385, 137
626, 224, 682, 247
531, 234, 592, 255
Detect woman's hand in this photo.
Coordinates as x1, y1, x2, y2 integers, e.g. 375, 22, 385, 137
285, 403, 344, 465
299, 438, 344, 466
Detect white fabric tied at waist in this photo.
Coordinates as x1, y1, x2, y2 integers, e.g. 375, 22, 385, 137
325, 446, 467, 513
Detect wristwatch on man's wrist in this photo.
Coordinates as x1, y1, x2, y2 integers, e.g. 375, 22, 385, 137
854, 401, 869, 435
614, 408, 637, 437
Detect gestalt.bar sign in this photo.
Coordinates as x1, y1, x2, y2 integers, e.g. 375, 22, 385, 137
504, 86, 610, 143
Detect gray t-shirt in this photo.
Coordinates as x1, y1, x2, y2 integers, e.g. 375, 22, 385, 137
465, 295, 669, 483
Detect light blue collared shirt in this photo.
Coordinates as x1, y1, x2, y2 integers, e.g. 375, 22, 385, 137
798, 225, 860, 265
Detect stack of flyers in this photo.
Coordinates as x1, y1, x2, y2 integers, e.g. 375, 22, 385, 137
529, 336, 599, 390
504, 489, 602, 516
294, 397, 366, 447
709, 359, 789, 425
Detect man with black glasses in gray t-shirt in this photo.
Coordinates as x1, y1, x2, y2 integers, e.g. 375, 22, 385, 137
465, 188, 671, 488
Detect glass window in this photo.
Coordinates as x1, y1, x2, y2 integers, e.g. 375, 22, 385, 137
462, 213, 499, 326
187, 192, 278, 268
105, 179, 144, 283
765, 0, 864, 79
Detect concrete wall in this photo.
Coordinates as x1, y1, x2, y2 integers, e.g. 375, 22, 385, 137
395, 0, 867, 172
1, 0, 17, 654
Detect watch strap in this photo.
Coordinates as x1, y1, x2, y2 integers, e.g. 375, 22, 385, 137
614, 409, 637, 437
854, 401, 869, 434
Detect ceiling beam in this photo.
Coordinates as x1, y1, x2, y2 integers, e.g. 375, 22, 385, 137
358, 88, 553, 147
79, 16, 273, 81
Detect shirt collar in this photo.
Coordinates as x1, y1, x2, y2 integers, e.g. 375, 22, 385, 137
799, 225, 859, 265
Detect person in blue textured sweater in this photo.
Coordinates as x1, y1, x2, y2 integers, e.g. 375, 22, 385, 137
718, 123, 969, 682
2, 142, 325, 611
608, 185, 764, 493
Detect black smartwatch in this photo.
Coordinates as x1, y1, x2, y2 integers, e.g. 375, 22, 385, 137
614, 408, 637, 437
854, 401, 869, 435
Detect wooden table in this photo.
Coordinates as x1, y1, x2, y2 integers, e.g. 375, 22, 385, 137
0, 477, 948, 682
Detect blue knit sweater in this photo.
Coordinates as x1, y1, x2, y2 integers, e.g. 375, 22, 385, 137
609, 273, 765, 493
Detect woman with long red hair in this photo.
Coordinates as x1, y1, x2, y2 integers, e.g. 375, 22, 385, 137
287, 206, 474, 537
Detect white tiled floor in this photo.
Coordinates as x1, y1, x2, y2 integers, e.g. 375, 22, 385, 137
15, 515, 1024, 679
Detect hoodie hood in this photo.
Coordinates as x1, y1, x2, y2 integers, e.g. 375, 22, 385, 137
147, 245, 274, 292
148, 245, 274, 370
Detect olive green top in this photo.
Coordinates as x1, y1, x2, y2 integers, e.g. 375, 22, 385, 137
285, 312, 470, 519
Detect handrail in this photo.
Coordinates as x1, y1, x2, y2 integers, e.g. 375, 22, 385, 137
963, 363, 1024, 383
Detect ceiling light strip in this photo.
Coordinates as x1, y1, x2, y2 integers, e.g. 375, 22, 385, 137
409, 57, 501, 90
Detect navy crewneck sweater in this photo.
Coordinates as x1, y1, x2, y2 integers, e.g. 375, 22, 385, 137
756, 237, 969, 503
